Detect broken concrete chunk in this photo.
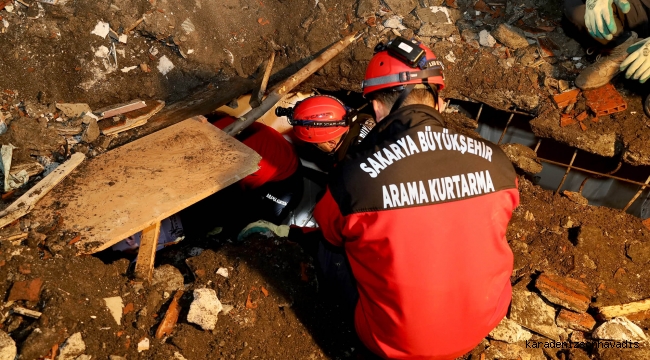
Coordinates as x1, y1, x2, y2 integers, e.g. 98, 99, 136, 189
510, 285, 560, 340
216, 267, 229, 278
137, 338, 150, 353
383, 0, 417, 16
158, 56, 175, 75
535, 273, 592, 313
356, 0, 378, 18
57, 332, 85, 360
500, 143, 543, 174
187, 288, 223, 331
55, 103, 92, 118
103, 296, 124, 325
383, 15, 406, 30
20, 328, 60, 360
479, 29, 496, 47
418, 23, 456, 38
152, 264, 184, 291
484, 340, 545, 360
556, 309, 596, 332
489, 317, 533, 343
91, 21, 110, 38
626, 241, 650, 264
592, 317, 648, 342
562, 191, 589, 206
492, 23, 529, 49
0, 330, 16, 360
81, 118, 100, 143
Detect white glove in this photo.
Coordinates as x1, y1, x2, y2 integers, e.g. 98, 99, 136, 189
237, 220, 290, 242
585, 0, 630, 40
620, 38, 650, 83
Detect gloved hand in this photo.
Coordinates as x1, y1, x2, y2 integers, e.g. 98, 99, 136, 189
620, 37, 650, 83
585, 0, 630, 40
237, 220, 290, 242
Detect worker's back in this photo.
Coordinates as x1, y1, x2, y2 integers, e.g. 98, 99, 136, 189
314, 104, 519, 359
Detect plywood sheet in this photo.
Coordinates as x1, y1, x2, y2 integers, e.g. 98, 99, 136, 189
30, 117, 261, 255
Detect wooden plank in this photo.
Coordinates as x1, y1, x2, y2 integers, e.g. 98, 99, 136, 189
0, 153, 85, 229
94, 99, 147, 119
100, 100, 165, 136
30, 117, 261, 255
598, 298, 650, 320
134, 221, 160, 281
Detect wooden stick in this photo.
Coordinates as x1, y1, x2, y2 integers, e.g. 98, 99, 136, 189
0, 153, 85, 229
134, 221, 161, 281
249, 52, 276, 109
598, 298, 650, 320
155, 290, 184, 339
224, 32, 360, 136
13, 306, 42, 319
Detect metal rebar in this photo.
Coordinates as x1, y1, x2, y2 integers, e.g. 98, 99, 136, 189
623, 175, 650, 212
537, 157, 650, 187
555, 149, 578, 194
533, 139, 542, 153
475, 103, 484, 122
497, 112, 515, 145
578, 177, 590, 194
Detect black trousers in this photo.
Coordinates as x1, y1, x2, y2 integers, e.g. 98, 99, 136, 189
564, 0, 650, 42
179, 167, 304, 239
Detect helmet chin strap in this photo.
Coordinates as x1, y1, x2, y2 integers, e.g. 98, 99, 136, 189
390, 84, 415, 114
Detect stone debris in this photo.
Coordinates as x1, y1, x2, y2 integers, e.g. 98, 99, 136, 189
383, 15, 406, 30
592, 317, 648, 342
0, 330, 16, 360
174, 352, 188, 360
81, 118, 100, 143
55, 103, 92, 118
137, 338, 150, 352
491, 23, 529, 49
484, 340, 545, 360
157, 55, 175, 75
57, 332, 86, 360
488, 317, 533, 343
626, 242, 650, 264
535, 273, 592, 313
510, 285, 560, 340
479, 29, 496, 47
216, 267, 229, 278
91, 21, 110, 39
356, 0, 378, 18
152, 264, 184, 291
187, 288, 223, 331
500, 143, 543, 174
103, 296, 124, 325
556, 309, 596, 332
383, 0, 417, 17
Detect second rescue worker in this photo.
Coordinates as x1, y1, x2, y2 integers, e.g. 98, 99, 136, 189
313, 37, 520, 359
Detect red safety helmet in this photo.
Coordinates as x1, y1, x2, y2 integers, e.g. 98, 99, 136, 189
276, 95, 355, 143
362, 37, 445, 97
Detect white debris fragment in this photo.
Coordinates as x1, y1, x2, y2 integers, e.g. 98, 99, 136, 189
445, 51, 456, 63
4, 4, 13, 13
592, 317, 648, 342
572, 57, 582, 61
383, 15, 406, 30
187, 49, 195, 54
157, 56, 175, 75
95, 46, 110, 58
2, 19, 8, 29
91, 21, 110, 39
137, 338, 150, 353
0, 330, 17, 360
149, 47, 159, 56
224, 49, 234, 64
216, 267, 229, 278
58, 332, 86, 360
575, 63, 583, 69
173, 352, 188, 360
119, 34, 128, 44
187, 288, 223, 331
475, 10, 480, 16
116, 49, 125, 58
221, 304, 234, 315
479, 30, 496, 47
121, 66, 138, 73
103, 297, 124, 325
181, 18, 196, 34
489, 318, 533, 343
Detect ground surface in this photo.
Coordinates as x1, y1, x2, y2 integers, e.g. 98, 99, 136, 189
2, 0, 650, 359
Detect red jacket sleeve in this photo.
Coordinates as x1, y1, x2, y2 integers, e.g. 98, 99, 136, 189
313, 188, 345, 247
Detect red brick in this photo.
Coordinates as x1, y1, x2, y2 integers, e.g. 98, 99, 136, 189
556, 309, 596, 332
535, 273, 592, 312
552, 89, 580, 108
8, 278, 43, 302
583, 83, 627, 116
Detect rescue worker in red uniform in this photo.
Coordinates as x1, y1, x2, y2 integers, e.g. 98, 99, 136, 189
312, 37, 520, 359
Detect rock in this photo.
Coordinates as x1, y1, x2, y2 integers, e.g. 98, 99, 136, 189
419, 23, 456, 38
137, 338, 150, 352
81, 118, 100, 143
384, 0, 417, 16
8, 278, 43, 302
563, 191, 589, 206
535, 273, 592, 313
103, 296, 124, 325
187, 288, 223, 331
461, 28, 478, 41
488, 317, 533, 343
0, 330, 16, 360
55, 103, 92, 118
510, 284, 560, 340
479, 29, 496, 47
57, 332, 85, 360
491, 23, 529, 50
152, 265, 184, 291
216, 267, 229, 278
402, 14, 421, 29
592, 317, 648, 342
356, 0, 378, 18
20, 328, 61, 359
627, 241, 650, 264
500, 143, 543, 174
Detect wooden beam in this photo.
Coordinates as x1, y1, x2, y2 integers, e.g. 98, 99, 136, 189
598, 298, 650, 320
134, 221, 161, 281
249, 52, 276, 109
0, 152, 85, 230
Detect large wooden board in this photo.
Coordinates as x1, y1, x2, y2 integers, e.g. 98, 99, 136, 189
30, 117, 261, 255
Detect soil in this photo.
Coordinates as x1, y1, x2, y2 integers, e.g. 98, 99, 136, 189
2, 0, 650, 358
